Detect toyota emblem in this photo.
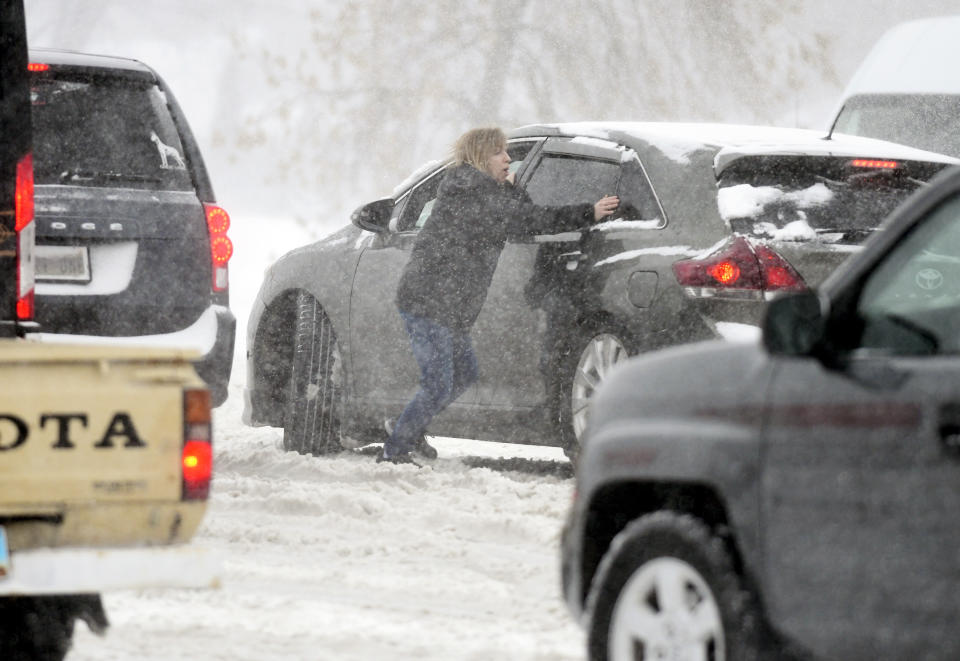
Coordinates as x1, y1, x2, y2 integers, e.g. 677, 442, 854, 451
915, 268, 944, 291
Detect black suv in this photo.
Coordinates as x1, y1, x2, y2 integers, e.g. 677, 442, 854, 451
27, 49, 234, 405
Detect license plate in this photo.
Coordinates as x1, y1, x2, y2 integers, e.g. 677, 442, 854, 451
0, 525, 8, 577
36, 245, 91, 282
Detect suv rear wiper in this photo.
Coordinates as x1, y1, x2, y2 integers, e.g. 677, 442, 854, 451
58, 168, 162, 184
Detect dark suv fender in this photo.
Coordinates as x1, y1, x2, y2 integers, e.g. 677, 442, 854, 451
564, 421, 763, 617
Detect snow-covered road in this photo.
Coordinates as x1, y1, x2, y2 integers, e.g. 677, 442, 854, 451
65, 215, 586, 660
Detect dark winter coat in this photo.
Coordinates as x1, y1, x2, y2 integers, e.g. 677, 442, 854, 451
396, 163, 594, 331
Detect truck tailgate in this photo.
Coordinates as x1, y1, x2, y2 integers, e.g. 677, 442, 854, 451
0, 340, 209, 549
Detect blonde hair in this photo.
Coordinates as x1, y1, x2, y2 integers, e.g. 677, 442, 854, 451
452, 127, 506, 173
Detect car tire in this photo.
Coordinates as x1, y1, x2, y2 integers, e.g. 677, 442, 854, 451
0, 597, 75, 661
585, 511, 761, 661
282, 292, 345, 455
557, 326, 630, 461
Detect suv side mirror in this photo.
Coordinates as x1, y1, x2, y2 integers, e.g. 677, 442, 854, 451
351, 198, 394, 233
762, 290, 826, 356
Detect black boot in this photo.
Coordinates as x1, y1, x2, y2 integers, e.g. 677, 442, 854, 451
384, 419, 438, 460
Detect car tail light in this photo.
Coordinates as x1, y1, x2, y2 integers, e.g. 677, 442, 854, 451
850, 159, 898, 169
15, 153, 34, 321
182, 388, 212, 500
27, 63, 49, 72
672, 236, 805, 299
204, 204, 233, 292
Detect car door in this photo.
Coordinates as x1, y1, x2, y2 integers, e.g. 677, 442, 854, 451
760, 192, 960, 660
349, 166, 447, 418
470, 139, 623, 435
349, 140, 542, 431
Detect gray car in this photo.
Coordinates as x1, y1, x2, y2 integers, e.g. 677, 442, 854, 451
562, 165, 960, 659
243, 122, 957, 459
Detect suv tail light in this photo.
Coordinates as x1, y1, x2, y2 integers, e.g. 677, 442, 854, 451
182, 388, 212, 500
15, 153, 34, 320
672, 236, 805, 299
204, 204, 233, 293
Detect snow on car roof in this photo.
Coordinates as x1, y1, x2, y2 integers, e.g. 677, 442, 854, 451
513, 121, 960, 168
513, 122, 829, 165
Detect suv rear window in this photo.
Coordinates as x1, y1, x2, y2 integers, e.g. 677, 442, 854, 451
31, 74, 193, 191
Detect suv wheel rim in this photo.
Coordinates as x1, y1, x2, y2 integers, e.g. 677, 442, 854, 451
571, 333, 627, 441
610, 557, 725, 661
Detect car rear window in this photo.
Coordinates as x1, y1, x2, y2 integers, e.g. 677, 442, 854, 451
716, 156, 947, 245
31, 73, 193, 191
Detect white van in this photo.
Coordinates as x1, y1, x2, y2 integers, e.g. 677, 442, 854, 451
829, 15, 960, 157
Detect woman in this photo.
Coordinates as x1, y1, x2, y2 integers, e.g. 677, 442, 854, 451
380, 127, 619, 463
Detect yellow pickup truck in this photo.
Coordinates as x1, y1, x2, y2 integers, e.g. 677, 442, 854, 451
0, 342, 220, 660
1, 6, 218, 659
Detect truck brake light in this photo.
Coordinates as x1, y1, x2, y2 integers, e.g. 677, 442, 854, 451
204, 204, 233, 293
182, 389, 212, 500
15, 153, 35, 321
15, 153, 33, 231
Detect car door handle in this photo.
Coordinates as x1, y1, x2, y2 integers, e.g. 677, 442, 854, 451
557, 251, 585, 271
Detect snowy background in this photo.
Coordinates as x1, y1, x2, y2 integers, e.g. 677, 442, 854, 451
19, 1, 960, 659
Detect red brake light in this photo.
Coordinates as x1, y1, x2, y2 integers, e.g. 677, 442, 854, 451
205, 205, 230, 234
850, 159, 898, 169
753, 244, 804, 291
706, 261, 740, 286
210, 235, 233, 266
27, 63, 49, 72
203, 204, 232, 292
182, 389, 212, 500
672, 237, 805, 298
16, 290, 34, 321
15, 153, 33, 232
183, 441, 212, 480
15, 153, 35, 322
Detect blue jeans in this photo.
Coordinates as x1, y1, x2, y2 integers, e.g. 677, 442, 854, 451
384, 311, 479, 457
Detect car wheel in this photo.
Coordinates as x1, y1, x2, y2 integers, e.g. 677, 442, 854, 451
282, 292, 345, 455
559, 329, 629, 461
0, 597, 75, 661
585, 512, 760, 661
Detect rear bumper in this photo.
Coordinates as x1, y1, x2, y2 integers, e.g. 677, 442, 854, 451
0, 544, 222, 595
30, 304, 235, 406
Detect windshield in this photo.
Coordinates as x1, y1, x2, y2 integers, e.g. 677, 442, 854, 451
30, 73, 193, 190
832, 94, 960, 159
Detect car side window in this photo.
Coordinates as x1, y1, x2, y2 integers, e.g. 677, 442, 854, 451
616, 157, 665, 226
396, 140, 540, 232
396, 168, 445, 232
524, 154, 620, 207
857, 193, 960, 355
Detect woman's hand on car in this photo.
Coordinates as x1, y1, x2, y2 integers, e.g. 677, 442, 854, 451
594, 195, 619, 221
